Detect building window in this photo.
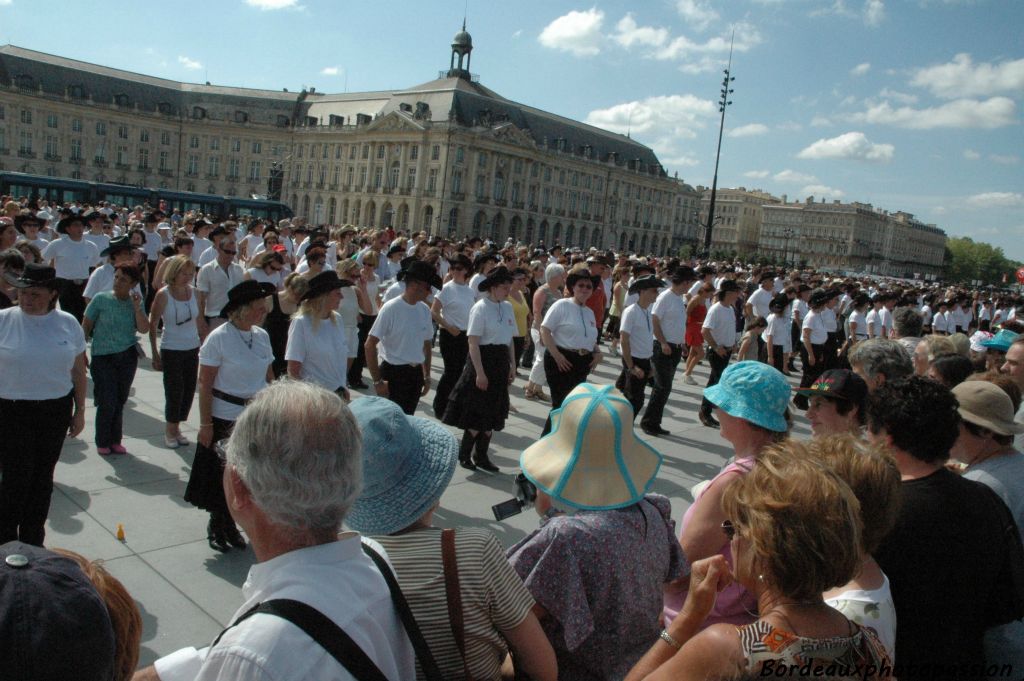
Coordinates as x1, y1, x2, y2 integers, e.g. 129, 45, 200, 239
477, 152, 486, 167
46, 114, 58, 129
332, 166, 340, 186
359, 166, 367, 187
70, 138, 82, 161
159, 150, 169, 171
389, 165, 399, 188
45, 135, 58, 158
346, 167, 354, 186
189, 135, 199, 149
306, 164, 314, 184
118, 125, 128, 139
452, 169, 463, 194
18, 131, 32, 154
0, 104, 5, 119
376, 144, 385, 160
297, 144, 304, 159
208, 156, 219, 176
160, 131, 170, 145
228, 157, 240, 178
493, 173, 505, 201
95, 121, 106, 136
530, 163, 539, 178
362, 144, 369, 160
455, 147, 464, 164
139, 129, 149, 143
514, 159, 523, 174
544, 167, 552, 182
409, 145, 419, 160
374, 167, 383, 188
317, 166, 326, 186
94, 145, 105, 163
252, 140, 262, 154
187, 155, 199, 176
431, 144, 440, 161
335, 145, 342, 159
321, 144, 327, 159
511, 181, 520, 204
427, 168, 438, 192
349, 145, 357, 160
406, 167, 416, 189
210, 137, 220, 151
231, 138, 241, 153
70, 118, 82, 133
475, 174, 485, 199
20, 109, 31, 125
138, 148, 150, 169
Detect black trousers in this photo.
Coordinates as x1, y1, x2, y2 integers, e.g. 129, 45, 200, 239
348, 313, 376, 385
432, 328, 468, 419
617, 356, 653, 420
823, 332, 840, 371
57, 278, 86, 323
90, 347, 138, 448
161, 347, 199, 423
768, 344, 786, 374
513, 336, 526, 368
144, 260, 158, 313
700, 348, 732, 418
642, 342, 682, 429
542, 348, 593, 435
381, 361, 424, 416
0, 392, 73, 545
795, 343, 827, 410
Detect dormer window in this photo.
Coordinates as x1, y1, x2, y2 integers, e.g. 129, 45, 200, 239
192, 106, 206, 120
114, 94, 131, 107
234, 110, 249, 124
14, 74, 34, 90
158, 102, 173, 115
69, 85, 86, 99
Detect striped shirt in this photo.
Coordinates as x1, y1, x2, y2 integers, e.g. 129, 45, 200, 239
373, 527, 534, 681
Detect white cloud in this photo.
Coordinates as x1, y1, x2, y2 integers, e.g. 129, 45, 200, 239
963, 149, 981, 160
774, 169, 819, 184
656, 21, 762, 59
320, 66, 341, 76
797, 131, 894, 162
811, 116, 832, 127
966, 192, 1024, 208
675, 0, 719, 31
538, 8, 605, 57
727, 123, 769, 138
613, 14, 669, 49
678, 56, 725, 74
849, 97, 1016, 129
864, 0, 886, 26
744, 170, 771, 179
512, 29, 523, 39
177, 55, 202, 70
911, 53, 1024, 99
877, 88, 918, 104
0, 1, 12, 5
244, 0, 299, 9
803, 184, 846, 198
990, 154, 1020, 165
850, 62, 871, 76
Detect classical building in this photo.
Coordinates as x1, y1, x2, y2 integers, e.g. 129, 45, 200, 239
0, 28, 701, 254
697, 186, 781, 255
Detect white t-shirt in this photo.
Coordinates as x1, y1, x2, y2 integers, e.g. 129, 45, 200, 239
762, 312, 792, 352
199, 322, 273, 420
747, 287, 773, 318
468, 272, 487, 300
436, 281, 476, 331
198, 245, 218, 267
541, 298, 598, 351
650, 287, 686, 345
878, 307, 893, 337
158, 288, 201, 351
191, 236, 213, 265
866, 309, 881, 338
920, 304, 933, 327
369, 297, 433, 366
84, 232, 110, 254
803, 309, 828, 345
285, 314, 349, 391
821, 307, 838, 333
702, 301, 737, 348
197, 261, 246, 317
143, 229, 162, 261
467, 298, 515, 346
825, 578, 898, 663
246, 267, 283, 290
619, 302, 655, 359
83, 262, 142, 302
0, 307, 86, 400
42, 236, 100, 279
241, 234, 264, 261
932, 310, 950, 334
686, 280, 704, 301
848, 310, 869, 339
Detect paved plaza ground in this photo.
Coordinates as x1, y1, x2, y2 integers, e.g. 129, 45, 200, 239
42, 345, 809, 666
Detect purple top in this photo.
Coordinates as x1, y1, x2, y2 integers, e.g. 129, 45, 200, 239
663, 457, 759, 627
506, 493, 688, 681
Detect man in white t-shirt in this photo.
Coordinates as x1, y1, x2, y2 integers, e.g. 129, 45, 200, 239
138, 381, 416, 681
745, 273, 775, 362
366, 260, 439, 415
81, 209, 111, 255
617, 275, 664, 422
642, 266, 695, 436
196, 234, 245, 330
41, 214, 100, 322
699, 279, 741, 428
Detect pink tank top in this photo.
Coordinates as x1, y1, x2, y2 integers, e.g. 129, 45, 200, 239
663, 457, 759, 627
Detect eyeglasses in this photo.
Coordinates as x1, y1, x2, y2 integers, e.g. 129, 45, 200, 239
214, 438, 230, 463
721, 520, 737, 541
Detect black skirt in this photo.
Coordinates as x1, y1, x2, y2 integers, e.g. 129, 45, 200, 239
184, 417, 234, 515
442, 344, 511, 432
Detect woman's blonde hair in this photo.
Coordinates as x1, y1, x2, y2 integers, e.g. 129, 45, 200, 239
721, 442, 862, 601
252, 250, 283, 270
161, 254, 195, 286
336, 258, 360, 278
361, 251, 379, 268
283, 272, 309, 299
296, 291, 339, 330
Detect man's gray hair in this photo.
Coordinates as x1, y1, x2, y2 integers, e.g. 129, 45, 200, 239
227, 381, 362, 535
848, 339, 913, 383
893, 306, 923, 338
544, 263, 566, 284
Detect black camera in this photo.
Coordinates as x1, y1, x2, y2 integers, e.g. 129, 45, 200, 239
491, 473, 538, 521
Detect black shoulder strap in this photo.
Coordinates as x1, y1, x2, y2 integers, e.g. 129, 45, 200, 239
212, 599, 389, 681
361, 542, 445, 681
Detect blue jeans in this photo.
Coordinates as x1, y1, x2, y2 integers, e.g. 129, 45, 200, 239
91, 347, 139, 448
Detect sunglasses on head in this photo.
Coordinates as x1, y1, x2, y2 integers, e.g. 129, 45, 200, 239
721, 520, 737, 541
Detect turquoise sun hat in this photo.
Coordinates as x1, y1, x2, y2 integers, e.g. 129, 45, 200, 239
703, 361, 791, 432
980, 328, 1020, 353
520, 383, 663, 511
346, 396, 458, 535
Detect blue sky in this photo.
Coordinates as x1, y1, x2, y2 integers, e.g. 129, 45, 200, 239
4, 0, 1023, 259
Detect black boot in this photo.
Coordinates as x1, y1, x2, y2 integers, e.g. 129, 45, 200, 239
222, 517, 247, 549
458, 430, 476, 471
473, 432, 499, 473
207, 515, 229, 553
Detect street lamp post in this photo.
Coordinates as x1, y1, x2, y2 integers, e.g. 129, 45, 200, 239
702, 34, 736, 257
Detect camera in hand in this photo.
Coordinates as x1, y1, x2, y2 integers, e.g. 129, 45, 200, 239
491, 472, 537, 521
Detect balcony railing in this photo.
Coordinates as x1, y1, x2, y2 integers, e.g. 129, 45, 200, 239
17, 150, 36, 159
93, 158, 107, 167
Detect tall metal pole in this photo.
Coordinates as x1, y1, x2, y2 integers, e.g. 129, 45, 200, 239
702, 34, 735, 257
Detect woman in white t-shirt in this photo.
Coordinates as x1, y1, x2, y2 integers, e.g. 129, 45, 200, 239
184, 280, 274, 554
431, 254, 475, 419
335, 259, 372, 372
0, 264, 87, 545
244, 250, 286, 290
348, 250, 382, 389
763, 294, 791, 374
844, 294, 871, 359
149, 255, 202, 450
286, 271, 351, 398
796, 290, 831, 410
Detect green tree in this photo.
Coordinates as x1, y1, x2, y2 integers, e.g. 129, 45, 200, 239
943, 237, 1021, 285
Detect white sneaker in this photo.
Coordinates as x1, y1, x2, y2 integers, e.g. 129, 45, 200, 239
683, 374, 697, 385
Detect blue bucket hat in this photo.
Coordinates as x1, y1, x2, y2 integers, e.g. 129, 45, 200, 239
520, 384, 663, 511
703, 361, 791, 432
346, 397, 458, 535
980, 328, 1019, 353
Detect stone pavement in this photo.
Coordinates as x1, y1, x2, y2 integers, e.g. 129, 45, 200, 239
42, 344, 810, 666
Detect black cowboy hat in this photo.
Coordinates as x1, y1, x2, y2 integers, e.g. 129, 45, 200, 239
56, 215, 85, 234
300, 271, 353, 302
809, 289, 832, 307
473, 252, 499, 270
717, 279, 741, 295
670, 265, 697, 284
447, 253, 473, 271
221, 281, 276, 317
628, 274, 666, 295
100, 235, 134, 258
398, 259, 442, 290
6, 263, 57, 289
13, 213, 41, 233
478, 265, 515, 292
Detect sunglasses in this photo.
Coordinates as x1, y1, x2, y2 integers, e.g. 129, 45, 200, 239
721, 520, 737, 541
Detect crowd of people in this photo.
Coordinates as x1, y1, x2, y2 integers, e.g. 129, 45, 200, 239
1, 195, 1024, 680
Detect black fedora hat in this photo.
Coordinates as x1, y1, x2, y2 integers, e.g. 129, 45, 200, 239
717, 279, 741, 295
670, 265, 697, 284
100, 235, 133, 258
56, 215, 85, 234
628, 274, 666, 295
300, 271, 352, 302
13, 213, 41, 233
478, 265, 515, 292
398, 259, 442, 290
473, 252, 498, 271
7, 263, 57, 289
221, 281, 275, 317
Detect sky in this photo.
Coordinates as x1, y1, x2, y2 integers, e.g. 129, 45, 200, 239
3, 0, 1023, 258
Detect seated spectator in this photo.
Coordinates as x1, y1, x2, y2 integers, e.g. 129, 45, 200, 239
794, 369, 868, 438
927, 352, 975, 387
347, 396, 556, 681
868, 376, 1024, 680
507, 383, 688, 681
0, 541, 117, 681
139, 381, 415, 680
625, 444, 892, 680
849, 338, 913, 392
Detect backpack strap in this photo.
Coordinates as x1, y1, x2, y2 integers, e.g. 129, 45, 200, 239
441, 528, 473, 680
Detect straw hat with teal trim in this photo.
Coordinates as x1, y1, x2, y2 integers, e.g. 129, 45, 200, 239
520, 383, 663, 511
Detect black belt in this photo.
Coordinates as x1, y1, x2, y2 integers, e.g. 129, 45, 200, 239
557, 346, 592, 356
212, 388, 253, 407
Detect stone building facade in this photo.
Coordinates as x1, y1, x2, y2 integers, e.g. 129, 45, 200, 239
697, 186, 780, 256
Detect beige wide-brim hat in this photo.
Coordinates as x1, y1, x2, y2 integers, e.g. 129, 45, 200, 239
521, 383, 663, 510
952, 380, 1024, 436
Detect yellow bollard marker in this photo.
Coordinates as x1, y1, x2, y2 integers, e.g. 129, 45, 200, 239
116, 523, 126, 542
